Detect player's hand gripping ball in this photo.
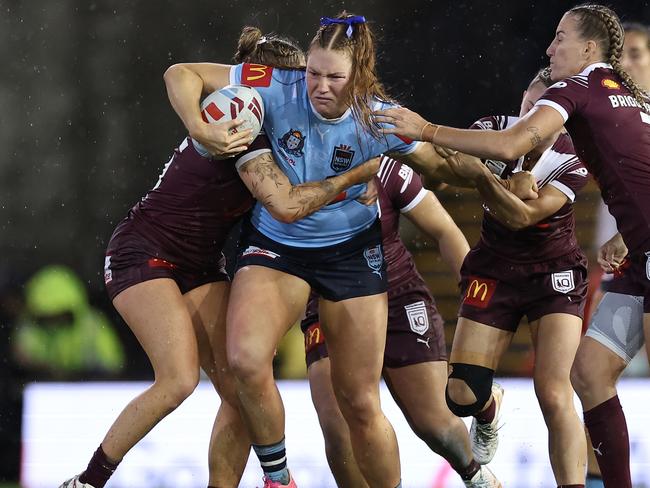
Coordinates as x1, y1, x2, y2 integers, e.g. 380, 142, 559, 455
200, 84, 265, 139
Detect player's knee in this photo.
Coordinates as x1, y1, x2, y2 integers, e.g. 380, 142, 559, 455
570, 352, 600, 398
534, 379, 572, 418
156, 368, 200, 408
336, 389, 380, 428
228, 346, 271, 385
445, 363, 494, 417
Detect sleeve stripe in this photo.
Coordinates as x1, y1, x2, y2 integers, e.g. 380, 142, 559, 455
400, 187, 428, 213
229, 65, 238, 85
548, 180, 576, 202
535, 100, 569, 122
378, 156, 395, 184
234, 148, 272, 170
538, 156, 581, 188
394, 140, 423, 156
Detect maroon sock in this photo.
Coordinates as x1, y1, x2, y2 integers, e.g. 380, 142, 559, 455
78, 445, 120, 488
474, 397, 496, 424
456, 459, 481, 481
584, 395, 632, 488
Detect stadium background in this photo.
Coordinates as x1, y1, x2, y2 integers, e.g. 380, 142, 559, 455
2, 0, 650, 486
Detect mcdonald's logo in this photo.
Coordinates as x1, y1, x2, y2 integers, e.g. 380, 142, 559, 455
304, 322, 325, 352
463, 276, 497, 309
242, 63, 273, 87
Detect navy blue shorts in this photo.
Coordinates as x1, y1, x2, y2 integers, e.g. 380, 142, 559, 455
235, 220, 387, 302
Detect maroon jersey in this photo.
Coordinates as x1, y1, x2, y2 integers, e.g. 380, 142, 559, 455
471, 115, 589, 263
537, 63, 650, 253
106, 136, 270, 271
377, 156, 429, 287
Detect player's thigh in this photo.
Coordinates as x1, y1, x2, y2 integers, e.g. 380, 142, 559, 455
113, 278, 198, 375
384, 360, 450, 419
449, 317, 513, 370
530, 313, 582, 380
226, 265, 310, 362
320, 293, 388, 389
183, 281, 230, 382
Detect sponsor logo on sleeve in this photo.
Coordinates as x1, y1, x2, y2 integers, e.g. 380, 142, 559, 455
304, 322, 325, 353
551, 270, 575, 293
148, 258, 176, 269
550, 81, 567, 89
568, 167, 589, 177
363, 245, 384, 278
404, 301, 429, 335
104, 256, 112, 284
241, 246, 280, 260
241, 63, 273, 87
485, 159, 507, 177
601, 78, 621, 90
330, 144, 355, 172
463, 277, 497, 308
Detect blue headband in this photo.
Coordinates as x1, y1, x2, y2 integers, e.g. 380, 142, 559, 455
320, 15, 366, 38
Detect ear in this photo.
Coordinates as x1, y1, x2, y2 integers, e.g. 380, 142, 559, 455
584, 39, 600, 59
522, 89, 528, 98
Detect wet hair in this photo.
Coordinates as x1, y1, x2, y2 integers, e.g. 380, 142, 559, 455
622, 21, 650, 50
528, 66, 554, 89
568, 4, 648, 109
233, 26, 305, 70
309, 11, 392, 138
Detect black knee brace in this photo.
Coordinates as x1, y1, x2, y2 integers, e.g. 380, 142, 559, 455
445, 362, 494, 417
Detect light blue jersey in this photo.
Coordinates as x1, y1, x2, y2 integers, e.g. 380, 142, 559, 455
230, 63, 420, 247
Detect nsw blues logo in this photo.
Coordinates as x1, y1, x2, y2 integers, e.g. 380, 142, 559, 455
363, 244, 383, 278
278, 129, 305, 157
330, 144, 355, 172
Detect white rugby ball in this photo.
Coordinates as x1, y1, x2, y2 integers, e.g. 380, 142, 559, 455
199, 84, 265, 139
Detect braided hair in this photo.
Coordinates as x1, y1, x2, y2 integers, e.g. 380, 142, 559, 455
569, 4, 648, 111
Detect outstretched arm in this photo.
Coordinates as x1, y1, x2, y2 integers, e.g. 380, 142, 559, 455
376, 105, 565, 162
446, 152, 568, 230
238, 153, 380, 223
163, 63, 251, 157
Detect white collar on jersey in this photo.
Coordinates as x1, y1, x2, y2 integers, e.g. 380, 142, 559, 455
578, 62, 612, 76
308, 97, 352, 124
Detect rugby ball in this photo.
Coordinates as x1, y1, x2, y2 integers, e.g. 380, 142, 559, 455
199, 84, 265, 139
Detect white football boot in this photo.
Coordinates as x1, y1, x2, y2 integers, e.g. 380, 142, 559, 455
470, 383, 504, 464
58, 475, 96, 488
463, 465, 502, 488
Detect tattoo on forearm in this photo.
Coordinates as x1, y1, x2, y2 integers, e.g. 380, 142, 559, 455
527, 127, 541, 148
243, 154, 346, 219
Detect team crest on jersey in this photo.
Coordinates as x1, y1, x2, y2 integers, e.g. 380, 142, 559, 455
551, 270, 575, 294
404, 301, 429, 335
278, 129, 305, 157
601, 79, 621, 90
330, 144, 355, 172
363, 245, 383, 278
645, 252, 650, 281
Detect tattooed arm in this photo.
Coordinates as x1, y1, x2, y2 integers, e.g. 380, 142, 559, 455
375, 105, 564, 162
238, 152, 380, 223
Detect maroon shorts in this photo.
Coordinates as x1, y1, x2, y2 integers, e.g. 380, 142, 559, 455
104, 233, 228, 301
601, 252, 650, 312
459, 247, 588, 331
302, 281, 447, 369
